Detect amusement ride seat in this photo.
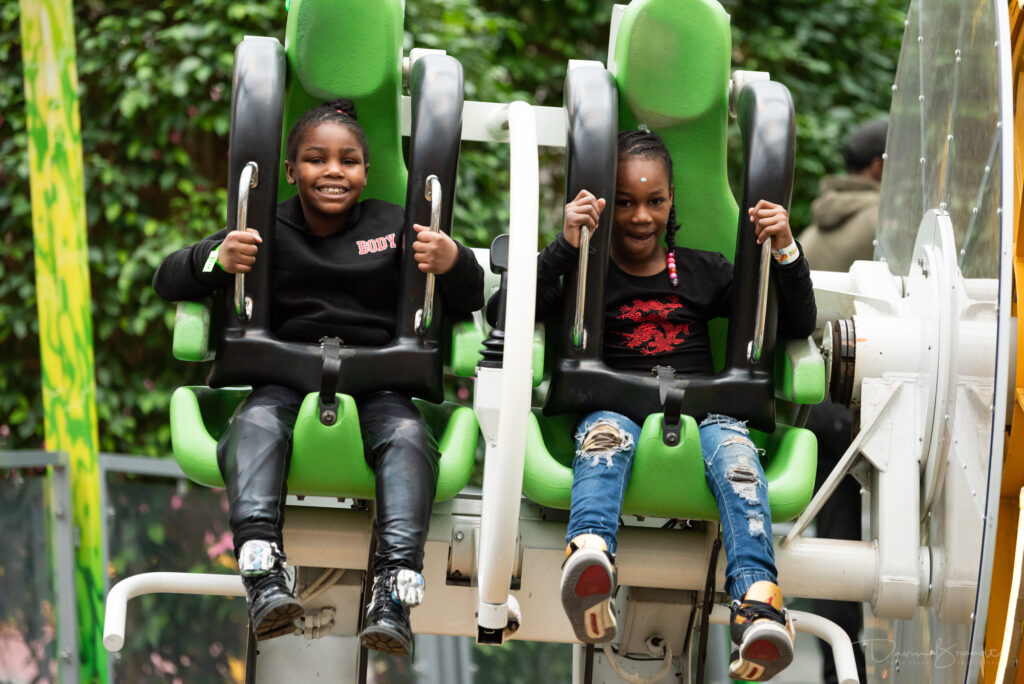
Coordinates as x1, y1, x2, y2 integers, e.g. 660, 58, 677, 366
518, 0, 826, 522
168, 0, 480, 503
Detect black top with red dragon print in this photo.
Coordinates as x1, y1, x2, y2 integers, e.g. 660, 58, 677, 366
534, 232, 816, 375
153, 195, 484, 345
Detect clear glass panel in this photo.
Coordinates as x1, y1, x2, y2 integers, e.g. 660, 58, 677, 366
871, 1, 1009, 682
0, 469, 59, 683
943, 0, 1001, 278
876, 0, 1003, 278
105, 473, 247, 683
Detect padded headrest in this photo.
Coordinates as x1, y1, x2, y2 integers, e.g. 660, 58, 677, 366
612, 0, 738, 259
279, 0, 406, 205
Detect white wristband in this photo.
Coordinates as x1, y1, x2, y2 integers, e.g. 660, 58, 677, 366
771, 241, 800, 265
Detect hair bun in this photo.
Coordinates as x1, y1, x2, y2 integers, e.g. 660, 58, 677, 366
325, 98, 358, 121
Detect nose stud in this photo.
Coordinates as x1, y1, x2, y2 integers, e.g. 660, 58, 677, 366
640, 177, 647, 183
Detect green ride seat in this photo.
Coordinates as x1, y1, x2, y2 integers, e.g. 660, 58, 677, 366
524, 411, 816, 522
170, 385, 478, 501
168, 0, 480, 502
520, 0, 825, 523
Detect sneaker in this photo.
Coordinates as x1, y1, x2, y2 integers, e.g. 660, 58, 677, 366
728, 581, 795, 681
238, 540, 303, 641
359, 569, 424, 656
559, 534, 617, 644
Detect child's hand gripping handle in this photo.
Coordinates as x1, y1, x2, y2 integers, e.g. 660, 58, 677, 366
563, 190, 606, 350
415, 174, 442, 335
234, 161, 259, 321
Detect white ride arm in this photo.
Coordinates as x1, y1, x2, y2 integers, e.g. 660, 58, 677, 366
473, 100, 539, 642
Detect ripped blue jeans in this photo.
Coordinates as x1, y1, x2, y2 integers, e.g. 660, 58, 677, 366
565, 411, 777, 600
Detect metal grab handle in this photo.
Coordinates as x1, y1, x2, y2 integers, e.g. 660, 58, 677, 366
234, 161, 258, 321
415, 175, 442, 335
747, 239, 772, 364
571, 227, 591, 350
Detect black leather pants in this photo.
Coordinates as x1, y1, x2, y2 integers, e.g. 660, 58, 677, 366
217, 386, 440, 573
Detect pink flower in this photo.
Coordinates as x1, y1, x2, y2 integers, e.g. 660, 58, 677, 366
150, 652, 178, 675
206, 531, 234, 559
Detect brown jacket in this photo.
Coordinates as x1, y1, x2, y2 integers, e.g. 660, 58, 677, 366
799, 175, 880, 272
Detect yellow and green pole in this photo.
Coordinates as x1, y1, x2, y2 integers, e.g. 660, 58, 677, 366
19, 0, 106, 681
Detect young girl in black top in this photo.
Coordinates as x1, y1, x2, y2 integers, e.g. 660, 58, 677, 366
154, 99, 484, 656
536, 129, 815, 681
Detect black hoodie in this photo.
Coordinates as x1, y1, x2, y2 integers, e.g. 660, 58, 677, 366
153, 195, 484, 345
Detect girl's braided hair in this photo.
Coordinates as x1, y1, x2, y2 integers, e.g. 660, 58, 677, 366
618, 128, 680, 285
285, 98, 369, 163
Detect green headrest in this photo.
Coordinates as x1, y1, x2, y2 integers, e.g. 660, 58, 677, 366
612, 0, 738, 260
279, 0, 407, 205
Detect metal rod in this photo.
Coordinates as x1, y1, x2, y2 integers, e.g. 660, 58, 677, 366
710, 606, 859, 684
416, 174, 442, 335
103, 572, 245, 652
571, 228, 590, 350
747, 239, 772, 364
234, 161, 258, 321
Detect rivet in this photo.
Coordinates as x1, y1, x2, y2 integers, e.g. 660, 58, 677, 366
454, 531, 465, 542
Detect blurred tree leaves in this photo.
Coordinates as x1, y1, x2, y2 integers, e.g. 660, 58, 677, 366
1, 0, 904, 458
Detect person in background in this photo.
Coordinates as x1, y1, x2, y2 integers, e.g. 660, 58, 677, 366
798, 119, 887, 270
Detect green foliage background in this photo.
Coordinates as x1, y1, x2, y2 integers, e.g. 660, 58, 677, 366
1, 0, 905, 457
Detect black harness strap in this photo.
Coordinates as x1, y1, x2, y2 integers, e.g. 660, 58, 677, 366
318, 337, 347, 425
654, 366, 687, 446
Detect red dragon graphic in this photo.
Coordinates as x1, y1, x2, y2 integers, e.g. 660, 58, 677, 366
620, 321, 691, 355
616, 296, 690, 355
618, 295, 682, 321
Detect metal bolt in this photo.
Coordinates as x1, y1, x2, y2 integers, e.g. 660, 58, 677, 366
60, 649, 72, 662
454, 531, 465, 542
321, 410, 337, 425
54, 507, 65, 519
